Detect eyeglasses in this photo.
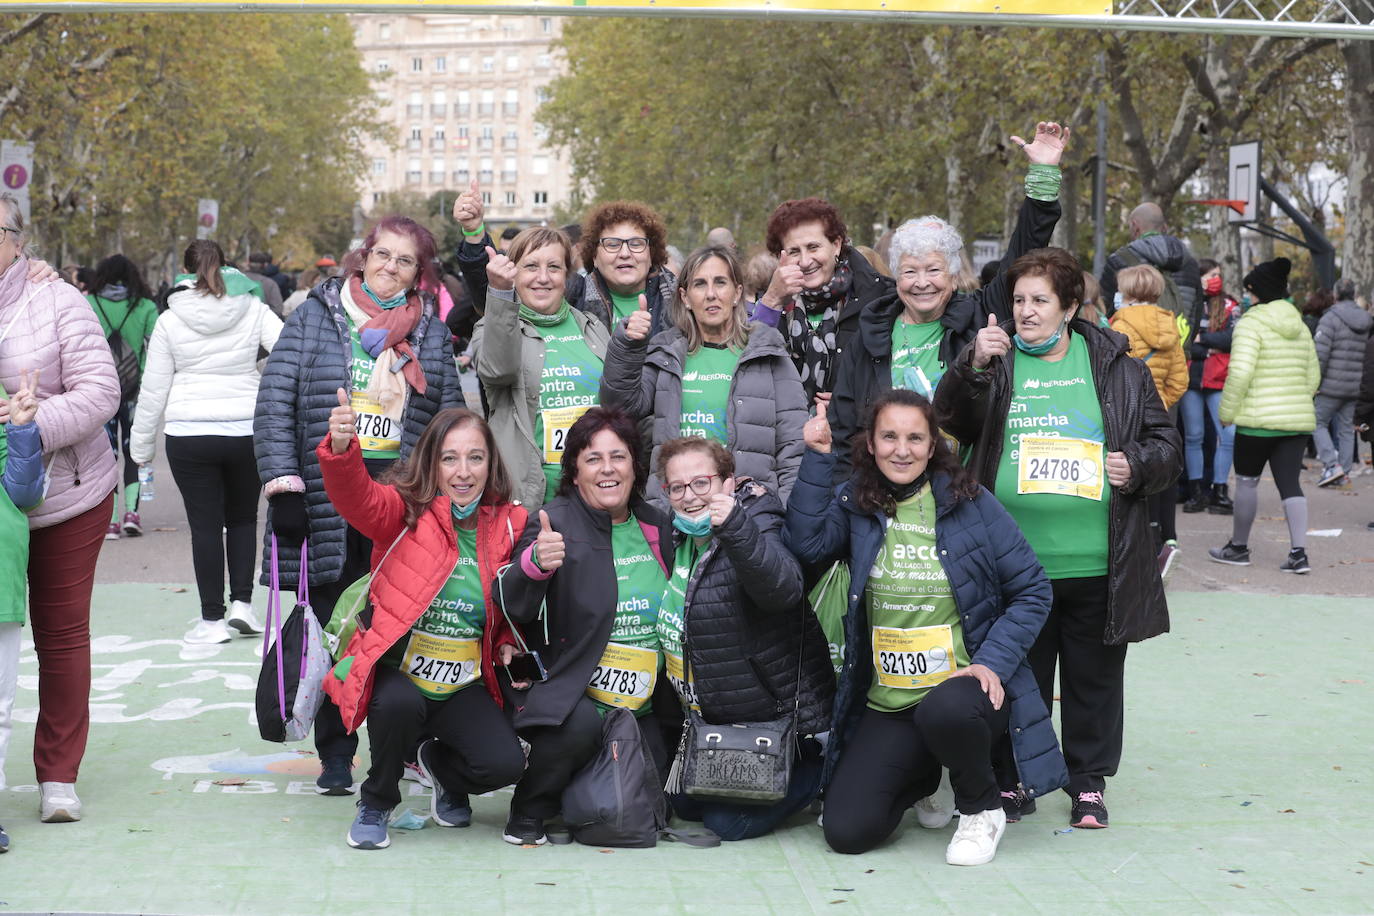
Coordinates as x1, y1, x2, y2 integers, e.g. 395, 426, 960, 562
368, 248, 418, 271
598, 236, 649, 254
0, 227, 19, 242
666, 474, 718, 500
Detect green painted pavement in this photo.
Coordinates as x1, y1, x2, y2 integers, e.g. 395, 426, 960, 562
2, 586, 1372, 914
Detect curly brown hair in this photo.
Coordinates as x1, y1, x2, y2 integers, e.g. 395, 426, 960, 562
765, 198, 847, 256
850, 389, 979, 516
578, 201, 669, 273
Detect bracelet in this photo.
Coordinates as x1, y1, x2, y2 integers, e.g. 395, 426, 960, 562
461, 223, 487, 239
530, 543, 546, 573
1024, 164, 1062, 203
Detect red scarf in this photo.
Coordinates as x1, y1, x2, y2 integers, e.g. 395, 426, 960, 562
347, 274, 427, 395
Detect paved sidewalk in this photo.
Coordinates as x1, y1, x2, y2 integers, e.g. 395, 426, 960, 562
2, 585, 1371, 914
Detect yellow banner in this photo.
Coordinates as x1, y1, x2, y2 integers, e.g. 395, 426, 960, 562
0, 0, 1111, 16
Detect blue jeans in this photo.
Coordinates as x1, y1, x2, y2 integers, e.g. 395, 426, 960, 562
1180, 389, 1234, 484
669, 739, 823, 841
1313, 394, 1356, 471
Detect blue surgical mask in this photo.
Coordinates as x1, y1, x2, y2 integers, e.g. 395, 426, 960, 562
672, 509, 712, 538
362, 280, 409, 310
451, 491, 483, 521
1014, 317, 1069, 356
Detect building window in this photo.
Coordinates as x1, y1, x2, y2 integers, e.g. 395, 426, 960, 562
379, 22, 391, 40
481, 56, 495, 73
536, 53, 552, 69
375, 59, 391, 73
481, 191, 492, 205
458, 55, 471, 73
479, 89, 495, 117
532, 155, 550, 176
535, 86, 550, 105
506, 55, 521, 72
434, 56, 447, 72
541, 17, 552, 33
456, 89, 471, 116
411, 57, 423, 72
373, 158, 387, 175
373, 191, 384, 205
504, 191, 517, 206
407, 91, 422, 117
533, 190, 549, 205
457, 126, 470, 139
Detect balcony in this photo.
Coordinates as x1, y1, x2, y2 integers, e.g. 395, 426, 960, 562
477, 137, 494, 151
501, 136, 518, 151
478, 169, 494, 183
455, 104, 471, 117
502, 102, 519, 117
431, 104, 447, 118
429, 171, 445, 184
406, 104, 423, 117
407, 138, 422, 152
430, 138, 447, 151
478, 103, 495, 117
453, 169, 471, 184
405, 171, 422, 185
501, 170, 517, 184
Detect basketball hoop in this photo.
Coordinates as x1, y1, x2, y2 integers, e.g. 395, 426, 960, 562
1187, 199, 1249, 216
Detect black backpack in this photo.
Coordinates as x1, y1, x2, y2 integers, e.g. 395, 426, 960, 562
91, 297, 142, 401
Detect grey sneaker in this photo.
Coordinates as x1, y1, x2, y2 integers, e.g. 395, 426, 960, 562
0, 821, 9, 852
417, 739, 472, 828
1208, 541, 1251, 566
346, 803, 392, 849
39, 782, 81, 823
1318, 465, 1347, 487
1279, 548, 1311, 574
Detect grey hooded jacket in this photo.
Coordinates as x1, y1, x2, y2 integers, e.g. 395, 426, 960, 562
1101, 233, 1203, 331
600, 322, 807, 504
1314, 299, 1373, 399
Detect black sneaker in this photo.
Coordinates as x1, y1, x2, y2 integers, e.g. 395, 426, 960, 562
503, 813, 548, 846
1279, 548, 1311, 575
1070, 791, 1109, 829
1000, 788, 1036, 823
316, 755, 356, 796
1207, 541, 1251, 566
416, 739, 472, 828
0, 821, 9, 853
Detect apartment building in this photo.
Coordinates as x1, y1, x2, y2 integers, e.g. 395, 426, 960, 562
351, 13, 574, 229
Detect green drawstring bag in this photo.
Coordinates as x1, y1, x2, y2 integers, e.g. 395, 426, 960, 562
323, 530, 406, 658
806, 561, 850, 681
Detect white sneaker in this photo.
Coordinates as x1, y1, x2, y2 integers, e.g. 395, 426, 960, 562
945, 807, 1006, 866
914, 770, 956, 829
184, 618, 232, 645
226, 601, 264, 636
39, 782, 82, 823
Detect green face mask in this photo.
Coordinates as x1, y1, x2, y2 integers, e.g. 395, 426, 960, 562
451, 492, 483, 521
672, 509, 712, 538
1013, 316, 1069, 356
362, 280, 409, 310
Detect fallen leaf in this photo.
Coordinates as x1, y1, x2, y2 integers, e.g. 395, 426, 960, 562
1224, 869, 1245, 874
281, 817, 291, 823
598, 849, 614, 854
829, 902, 846, 906
212, 777, 247, 786
535, 882, 556, 886
1359, 861, 1374, 867
1280, 808, 1296, 814
1339, 680, 1364, 685
834, 888, 855, 892
1333, 766, 1343, 771
1252, 672, 1269, 677
127, 826, 152, 833
1230, 883, 1246, 889
153, 527, 178, 532
864, 870, 874, 874
1302, 888, 1316, 892
1240, 801, 1252, 807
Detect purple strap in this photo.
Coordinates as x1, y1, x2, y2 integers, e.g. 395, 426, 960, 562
267, 535, 287, 722
297, 541, 311, 681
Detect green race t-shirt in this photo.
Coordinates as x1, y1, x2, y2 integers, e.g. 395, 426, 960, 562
890, 318, 946, 399
679, 344, 740, 443
347, 321, 403, 460
533, 312, 604, 501
586, 519, 667, 716
656, 537, 701, 711
865, 486, 969, 713
609, 289, 643, 324
381, 526, 486, 699
993, 333, 1110, 579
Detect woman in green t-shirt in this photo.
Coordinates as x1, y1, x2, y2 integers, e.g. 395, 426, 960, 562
600, 246, 807, 504
475, 227, 610, 509
934, 247, 1181, 831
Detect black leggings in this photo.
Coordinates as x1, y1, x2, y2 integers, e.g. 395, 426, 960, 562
165, 435, 259, 619
104, 399, 139, 487
360, 664, 525, 811
1233, 432, 1306, 499
823, 676, 1010, 855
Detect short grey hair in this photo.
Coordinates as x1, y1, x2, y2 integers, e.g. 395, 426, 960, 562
1334, 277, 1356, 301
0, 192, 24, 235
888, 215, 974, 287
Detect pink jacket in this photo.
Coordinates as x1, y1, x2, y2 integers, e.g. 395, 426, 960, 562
0, 259, 120, 528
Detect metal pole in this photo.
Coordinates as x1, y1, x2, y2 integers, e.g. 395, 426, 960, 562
1092, 52, 1108, 276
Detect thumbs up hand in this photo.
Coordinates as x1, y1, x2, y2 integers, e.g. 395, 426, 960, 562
533, 509, 566, 572
329, 387, 357, 454
624, 294, 652, 341
453, 178, 485, 233
485, 245, 517, 292
804, 398, 833, 454
973, 313, 1011, 369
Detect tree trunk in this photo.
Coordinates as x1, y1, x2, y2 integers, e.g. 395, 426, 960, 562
1342, 39, 1374, 294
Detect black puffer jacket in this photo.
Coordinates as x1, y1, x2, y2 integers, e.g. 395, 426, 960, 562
570, 268, 676, 342
828, 194, 1060, 482
1100, 234, 1202, 330
932, 319, 1180, 645
678, 483, 834, 735
253, 277, 461, 588
1357, 336, 1374, 440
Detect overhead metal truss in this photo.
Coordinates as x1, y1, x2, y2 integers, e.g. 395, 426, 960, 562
0, 0, 1371, 40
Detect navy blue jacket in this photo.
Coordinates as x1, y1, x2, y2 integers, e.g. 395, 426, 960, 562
785, 449, 1067, 798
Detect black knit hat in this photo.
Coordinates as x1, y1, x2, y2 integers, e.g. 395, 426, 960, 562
1243, 257, 1291, 303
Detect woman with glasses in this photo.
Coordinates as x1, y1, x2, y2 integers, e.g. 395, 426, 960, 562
474, 227, 610, 509
566, 202, 675, 338
255, 215, 462, 796
654, 435, 834, 840
600, 245, 807, 504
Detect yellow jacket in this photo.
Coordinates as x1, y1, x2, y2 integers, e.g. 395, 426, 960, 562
1110, 303, 1188, 408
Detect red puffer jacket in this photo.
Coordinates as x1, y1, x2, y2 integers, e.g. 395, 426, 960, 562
316, 435, 527, 732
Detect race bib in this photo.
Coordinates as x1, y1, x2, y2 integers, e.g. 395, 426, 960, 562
542, 404, 592, 464
587, 642, 659, 710
401, 633, 481, 697
664, 651, 700, 712
351, 390, 400, 453
872, 624, 955, 690
1016, 435, 1105, 501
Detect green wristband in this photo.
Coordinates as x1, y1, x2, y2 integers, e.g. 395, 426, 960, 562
461, 222, 487, 239
1025, 164, 1062, 203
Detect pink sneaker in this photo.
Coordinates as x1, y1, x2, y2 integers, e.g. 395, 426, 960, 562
105, 522, 120, 541
121, 511, 143, 537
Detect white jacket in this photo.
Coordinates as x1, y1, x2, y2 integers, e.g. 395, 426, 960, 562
130, 285, 283, 464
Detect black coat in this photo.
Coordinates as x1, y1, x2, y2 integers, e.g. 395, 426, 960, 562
828, 195, 1061, 482
495, 489, 674, 729
932, 319, 1181, 645
678, 483, 834, 735
1356, 335, 1374, 441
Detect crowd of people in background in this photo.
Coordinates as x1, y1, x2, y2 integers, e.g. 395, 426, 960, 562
1, 113, 1372, 862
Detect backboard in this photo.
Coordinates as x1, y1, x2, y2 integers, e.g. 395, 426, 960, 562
1228, 140, 1261, 224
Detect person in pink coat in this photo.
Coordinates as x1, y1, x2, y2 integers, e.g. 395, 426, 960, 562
0, 193, 121, 824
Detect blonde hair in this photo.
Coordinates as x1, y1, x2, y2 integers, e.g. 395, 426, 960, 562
854, 245, 891, 278
1117, 263, 1165, 304
670, 245, 751, 355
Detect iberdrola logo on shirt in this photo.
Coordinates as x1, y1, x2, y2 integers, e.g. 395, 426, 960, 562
681, 370, 732, 383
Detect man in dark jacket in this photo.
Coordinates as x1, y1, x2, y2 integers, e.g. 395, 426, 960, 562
1100, 203, 1202, 331
1313, 278, 1373, 485
250, 251, 295, 302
